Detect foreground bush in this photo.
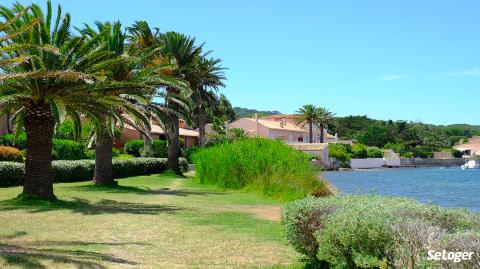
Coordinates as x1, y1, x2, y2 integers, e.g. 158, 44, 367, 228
0, 158, 189, 187
0, 146, 23, 162
282, 195, 480, 268
193, 138, 333, 201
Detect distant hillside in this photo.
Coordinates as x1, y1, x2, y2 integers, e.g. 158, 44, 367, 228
428, 124, 480, 131
233, 107, 282, 118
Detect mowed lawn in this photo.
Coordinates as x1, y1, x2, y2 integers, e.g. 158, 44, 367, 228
0, 173, 302, 268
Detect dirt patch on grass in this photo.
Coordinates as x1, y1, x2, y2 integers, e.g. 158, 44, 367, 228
220, 205, 281, 221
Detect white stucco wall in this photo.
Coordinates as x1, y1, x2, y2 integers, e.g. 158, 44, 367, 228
350, 158, 384, 169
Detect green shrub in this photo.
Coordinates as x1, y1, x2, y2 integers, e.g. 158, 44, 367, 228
152, 140, 167, 158
0, 146, 23, 162
84, 149, 96, 159
281, 195, 480, 267
351, 143, 368, 158
412, 145, 434, 158
193, 138, 333, 201
124, 140, 144, 157
0, 158, 189, 187
185, 146, 198, 163
328, 143, 351, 167
112, 147, 120, 157
367, 146, 383, 158
0, 133, 27, 149
54, 120, 94, 145
52, 139, 84, 160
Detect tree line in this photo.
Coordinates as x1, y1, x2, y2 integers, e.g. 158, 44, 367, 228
330, 115, 480, 157
0, 1, 229, 199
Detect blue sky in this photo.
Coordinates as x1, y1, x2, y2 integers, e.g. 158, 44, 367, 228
4, 0, 480, 125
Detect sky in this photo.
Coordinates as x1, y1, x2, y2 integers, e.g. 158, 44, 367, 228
3, 0, 480, 125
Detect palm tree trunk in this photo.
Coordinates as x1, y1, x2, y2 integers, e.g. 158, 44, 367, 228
93, 120, 115, 185
198, 105, 207, 147
320, 124, 325, 143
309, 123, 313, 143
23, 105, 55, 199
166, 87, 182, 174
166, 120, 181, 174
142, 118, 154, 157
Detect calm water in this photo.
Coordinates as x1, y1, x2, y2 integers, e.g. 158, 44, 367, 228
323, 167, 480, 211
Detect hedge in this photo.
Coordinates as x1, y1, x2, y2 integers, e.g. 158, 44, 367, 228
0, 158, 189, 187
0, 134, 84, 160
281, 195, 480, 268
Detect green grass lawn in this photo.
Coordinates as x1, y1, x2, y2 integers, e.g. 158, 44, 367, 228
0, 173, 303, 268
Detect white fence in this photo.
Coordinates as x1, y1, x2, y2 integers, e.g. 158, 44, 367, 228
350, 158, 384, 169
350, 157, 470, 169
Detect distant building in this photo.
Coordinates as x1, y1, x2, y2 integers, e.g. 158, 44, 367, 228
228, 114, 337, 143
116, 119, 198, 150
383, 149, 400, 158
454, 136, 480, 157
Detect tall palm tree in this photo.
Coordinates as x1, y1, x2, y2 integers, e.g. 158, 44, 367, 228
158, 31, 201, 174
127, 22, 191, 170
317, 107, 336, 143
295, 104, 321, 143
191, 57, 226, 147
0, 2, 130, 199
78, 21, 155, 185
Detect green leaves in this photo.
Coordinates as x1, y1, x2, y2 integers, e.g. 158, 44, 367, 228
48, 97, 66, 124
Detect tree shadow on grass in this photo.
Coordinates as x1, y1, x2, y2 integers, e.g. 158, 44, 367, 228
0, 242, 137, 269
70, 184, 227, 197
28, 240, 153, 247
0, 196, 184, 215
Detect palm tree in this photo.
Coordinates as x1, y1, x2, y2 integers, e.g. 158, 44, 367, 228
317, 107, 336, 143
127, 22, 192, 171
295, 104, 321, 143
158, 31, 202, 174
78, 21, 155, 185
191, 57, 226, 147
0, 2, 129, 198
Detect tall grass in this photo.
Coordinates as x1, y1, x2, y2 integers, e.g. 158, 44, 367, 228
193, 138, 333, 201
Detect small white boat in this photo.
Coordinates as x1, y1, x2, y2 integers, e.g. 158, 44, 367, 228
461, 160, 480, 170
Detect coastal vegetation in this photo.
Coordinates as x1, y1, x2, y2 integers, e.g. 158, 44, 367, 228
233, 107, 281, 118
194, 138, 333, 201
331, 115, 480, 157
329, 143, 384, 166
282, 195, 480, 268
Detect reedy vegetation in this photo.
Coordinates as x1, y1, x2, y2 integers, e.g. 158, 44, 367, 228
193, 138, 334, 201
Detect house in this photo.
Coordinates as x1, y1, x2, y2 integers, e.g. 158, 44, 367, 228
228, 114, 337, 143
454, 136, 480, 157
116, 119, 199, 150
0, 115, 199, 150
